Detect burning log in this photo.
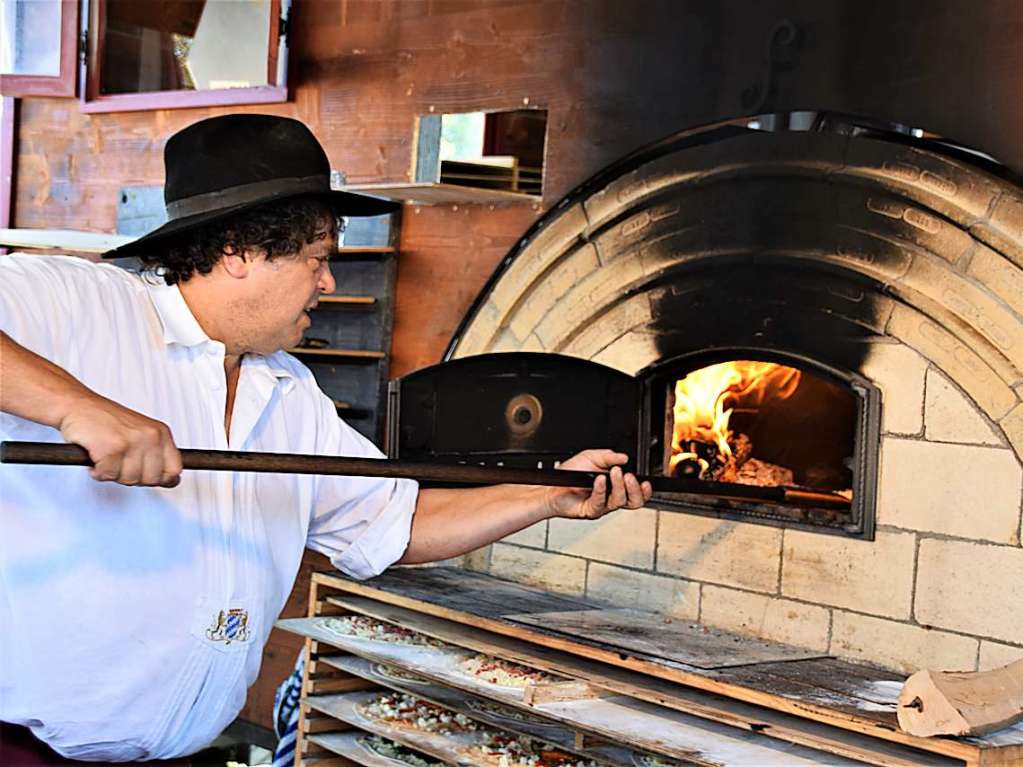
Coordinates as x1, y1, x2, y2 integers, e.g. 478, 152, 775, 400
668, 360, 803, 488
898, 658, 1023, 737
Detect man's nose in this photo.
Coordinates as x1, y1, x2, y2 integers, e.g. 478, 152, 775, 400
319, 266, 336, 293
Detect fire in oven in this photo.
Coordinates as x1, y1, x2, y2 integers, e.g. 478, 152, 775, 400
642, 349, 878, 538
388, 350, 878, 540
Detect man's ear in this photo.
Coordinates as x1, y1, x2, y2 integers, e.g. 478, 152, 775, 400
219, 244, 251, 279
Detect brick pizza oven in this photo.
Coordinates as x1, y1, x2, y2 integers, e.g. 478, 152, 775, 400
438, 119, 1023, 676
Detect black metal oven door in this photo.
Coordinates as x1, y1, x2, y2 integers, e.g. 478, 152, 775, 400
387, 352, 639, 473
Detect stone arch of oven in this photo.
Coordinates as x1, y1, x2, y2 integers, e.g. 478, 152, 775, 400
448, 127, 1023, 461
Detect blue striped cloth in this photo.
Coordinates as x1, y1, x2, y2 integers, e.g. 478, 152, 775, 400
271, 652, 305, 767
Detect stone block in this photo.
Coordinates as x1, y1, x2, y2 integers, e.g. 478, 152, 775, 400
877, 438, 1021, 543
590, 330, 661, 374
979, 641, 1023, 670
1001, 402, 1023, 463
586, 562, 699, 619
968, 246, 1023, 319
534, 251, 648, 349
489, 203, 588, 313
657, 513, 782, 593
548, 508, 656, 569
830, 611, 977, 674
508, 243, 600, 342
502, 520, 547, 549
888, 304, 1017, 421
451, 299, 502, 357
782, 530, 916, 619
979, 190, 1023, 269
489, 544, 587, 597
916, 539, 1023, 644
490, 327, 544, 353
461, 546, 492, 573
559, 293, 653, 361
925, 368, 1003, 445
859, 342, 927, 435
899, 257, 1023, 373
700, 585, 830, 651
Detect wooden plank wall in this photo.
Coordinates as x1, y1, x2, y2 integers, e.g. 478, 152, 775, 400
8, 0, 726, 733
9, 0, 736, 374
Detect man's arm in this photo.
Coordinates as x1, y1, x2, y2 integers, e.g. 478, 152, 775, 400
0, 331, 182, 486
396, 450, 652, 565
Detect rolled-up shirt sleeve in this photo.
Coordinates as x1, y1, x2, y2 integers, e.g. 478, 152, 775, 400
305, 390, 419, 580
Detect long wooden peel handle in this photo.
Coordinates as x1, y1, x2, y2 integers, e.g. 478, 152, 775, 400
0, 441, 850, 508
0, 441, 604, 488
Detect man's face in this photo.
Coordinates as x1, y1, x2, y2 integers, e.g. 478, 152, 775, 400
232, 227, 337, 355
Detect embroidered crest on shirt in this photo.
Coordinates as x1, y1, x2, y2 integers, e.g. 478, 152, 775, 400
206, 608, 250, 644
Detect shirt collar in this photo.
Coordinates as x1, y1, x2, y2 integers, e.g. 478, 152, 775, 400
245, 352, 296, 394
144, 278, 210, 348
144, 277, 296, 392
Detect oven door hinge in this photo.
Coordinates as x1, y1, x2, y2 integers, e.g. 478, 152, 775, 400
78, 29, 88, 66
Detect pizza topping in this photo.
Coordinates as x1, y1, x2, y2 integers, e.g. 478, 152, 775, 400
473, 733, 599, 767
359, 692, 477, 734
359, 734, 445, 767
460, 654, 554, 688
321, 615, 446, 647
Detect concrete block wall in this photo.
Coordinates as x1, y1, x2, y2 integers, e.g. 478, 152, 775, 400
461, 342, 1023, 676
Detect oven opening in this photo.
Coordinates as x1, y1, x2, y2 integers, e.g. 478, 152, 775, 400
644, 352, 880, 539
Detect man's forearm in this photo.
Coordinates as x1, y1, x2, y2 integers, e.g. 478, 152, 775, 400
397, 484, 554, 564
0, 331, 89, 427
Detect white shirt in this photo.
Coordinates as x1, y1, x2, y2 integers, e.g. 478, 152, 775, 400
0, 254, 418, 760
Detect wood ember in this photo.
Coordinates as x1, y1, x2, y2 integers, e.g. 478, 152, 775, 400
674, 433, 794, 487
734, 459, 794, 487
707, 433, 753, 483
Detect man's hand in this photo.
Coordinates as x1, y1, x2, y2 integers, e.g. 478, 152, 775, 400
59, 397, 182, 488
543, 449, 652, 520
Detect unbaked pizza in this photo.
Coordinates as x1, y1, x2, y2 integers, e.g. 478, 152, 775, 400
357, 691, 478, 735
358, 734, 445, 767
320, 615, 447, 647
466, 733, 600, 767
458, 654, 554, 688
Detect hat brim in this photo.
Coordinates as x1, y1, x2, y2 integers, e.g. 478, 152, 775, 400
102, 188, 399, 259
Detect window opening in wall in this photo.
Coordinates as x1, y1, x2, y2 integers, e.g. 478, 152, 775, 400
0, 0, 60, 76
82, 0, 288, 112
419, 109, 547, 196
99, 0, 273, 94
0, 0, 77, 97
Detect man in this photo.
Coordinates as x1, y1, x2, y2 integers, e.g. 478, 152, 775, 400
0, 114, 651, 762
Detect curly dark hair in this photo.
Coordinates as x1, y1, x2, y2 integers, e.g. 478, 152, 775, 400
140, 195, 340, 285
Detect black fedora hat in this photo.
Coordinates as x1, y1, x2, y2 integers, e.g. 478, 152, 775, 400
103, 114, 398, 259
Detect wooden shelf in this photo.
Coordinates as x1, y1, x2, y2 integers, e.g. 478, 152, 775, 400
281, 607, 930, 767
306, 731, 432, 767
334, 400, 372, 419
321, 655, 642, 766
340, 182, 540, 206
0, 227, 133, 253
289, 348, 386, 360
287, 568, 1023, 767
316, 295, 377, 307
335, 246, 396, 259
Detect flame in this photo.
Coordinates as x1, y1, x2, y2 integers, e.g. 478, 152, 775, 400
668, 361, 802, 477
